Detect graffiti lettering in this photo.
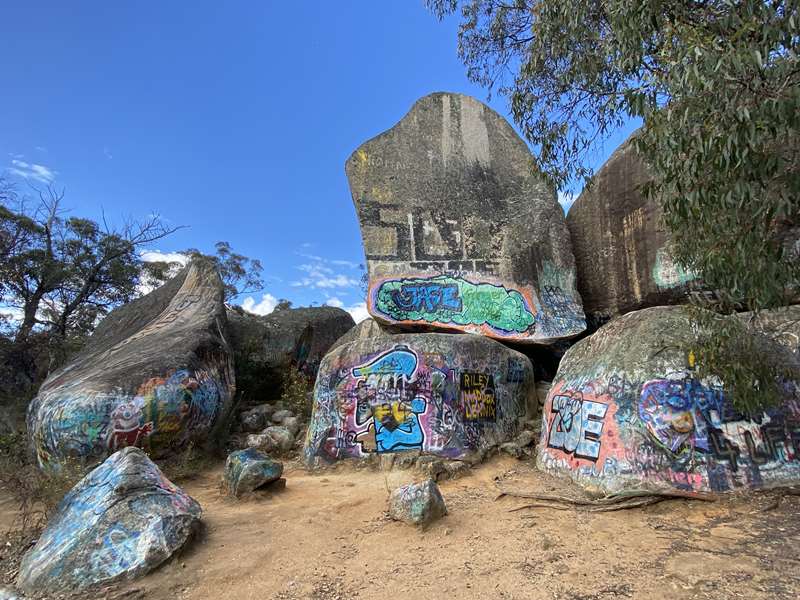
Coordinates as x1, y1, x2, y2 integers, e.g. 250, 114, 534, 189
505, 358, 525, 384
547, 394, 608, 461
373, 275, 535, 335
460, 372, 496, 421
391, 282, 462, 313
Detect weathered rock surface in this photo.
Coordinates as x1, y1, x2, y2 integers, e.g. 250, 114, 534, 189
240, 403, 276, 433
27, 260, 235, 470
246, 425, 295, 453
17, 447, 200, 594
740, 305, 800, 355
0, 587, 22, 600
304, 333, 535, 466
227, 306, 355, 404
328, 317, 398, 352
388, 479, 447, 526
536, 306, 800, 495
223, 448, 283, 497
567, 134, 697, 327
347, 91, 585, 344
272, 409, 294, 424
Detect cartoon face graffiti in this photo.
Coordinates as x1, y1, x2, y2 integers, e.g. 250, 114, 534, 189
348, 346, 428, 453
108, 401, 154, 451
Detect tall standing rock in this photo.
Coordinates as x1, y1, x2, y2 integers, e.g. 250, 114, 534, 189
347, 92, 585, 344
27, 260, 235, 470
567, 133, 697, 327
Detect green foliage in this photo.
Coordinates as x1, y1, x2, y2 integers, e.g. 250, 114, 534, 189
689, 307, 799, 415
184, 241, 264, 302
280, 368, 312, 420
0, 184, 178, 345
429, 0, 800, 411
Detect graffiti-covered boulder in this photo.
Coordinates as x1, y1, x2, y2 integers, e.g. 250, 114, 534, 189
347, 92, 585, 344
328, 317, 398, 353
536, 306, 800, 495
388, 479, 447, 526
17, 447, 201, 594
227, 305, 355, 405
567, 134, 698, 327
223, 448, 284, 497
27, 260, 235, 470
304, 333, 535, 466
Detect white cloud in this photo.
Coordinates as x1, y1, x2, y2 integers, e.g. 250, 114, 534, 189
558, 191, 576, 213
241, 293, 279, 316
140, 250, 189, 265
291, 254, 361, 290
330, 259, 359, 268
0, 305, 23, 323
325, 297, 344, 308
8, 159, 57, 184
346, 302, 369, 323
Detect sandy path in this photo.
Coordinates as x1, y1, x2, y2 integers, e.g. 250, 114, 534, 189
126, 455, 800, 600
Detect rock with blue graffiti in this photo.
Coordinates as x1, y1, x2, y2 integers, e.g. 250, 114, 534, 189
26, 259, 236, 471
0, 587, 22, 600
17, 447, 201, 595
223, 448, 284, 497
304, 333, 535, 466
536, 306, 800, 495
388, 479, 447, 526
346, 92, 585, 344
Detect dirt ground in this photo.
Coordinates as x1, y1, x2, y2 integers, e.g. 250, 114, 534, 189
3, 455, 800, 600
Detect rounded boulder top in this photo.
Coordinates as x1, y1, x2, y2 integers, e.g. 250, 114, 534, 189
346, 92, 585, 344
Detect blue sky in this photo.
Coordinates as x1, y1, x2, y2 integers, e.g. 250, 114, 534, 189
1, 2, 637, 321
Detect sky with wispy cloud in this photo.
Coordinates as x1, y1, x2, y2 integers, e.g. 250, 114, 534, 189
1, 2, 637, 323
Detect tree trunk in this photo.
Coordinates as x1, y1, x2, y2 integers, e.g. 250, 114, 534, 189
14, 290, 44, 344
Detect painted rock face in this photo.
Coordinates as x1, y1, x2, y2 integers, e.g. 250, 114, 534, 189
346, 92, 586, 344
389, 479, 447, 526
17, 447, 201, 594
304, 333, 535, 465
537, 306, 800, 494
223, 448, 283, 497
567, 133, 699, 328
27, 260, 235, 470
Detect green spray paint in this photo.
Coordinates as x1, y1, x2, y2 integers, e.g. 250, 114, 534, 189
652, 248, 695, 289
373, 276, 535, 334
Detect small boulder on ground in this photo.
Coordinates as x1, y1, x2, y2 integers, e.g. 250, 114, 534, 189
240, 403, 276, 433
223, 448, 284, 497
388, 479, 447, 526
17, 447, 201, 595
271, 409, 294, 424
246, 425, 295, 454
